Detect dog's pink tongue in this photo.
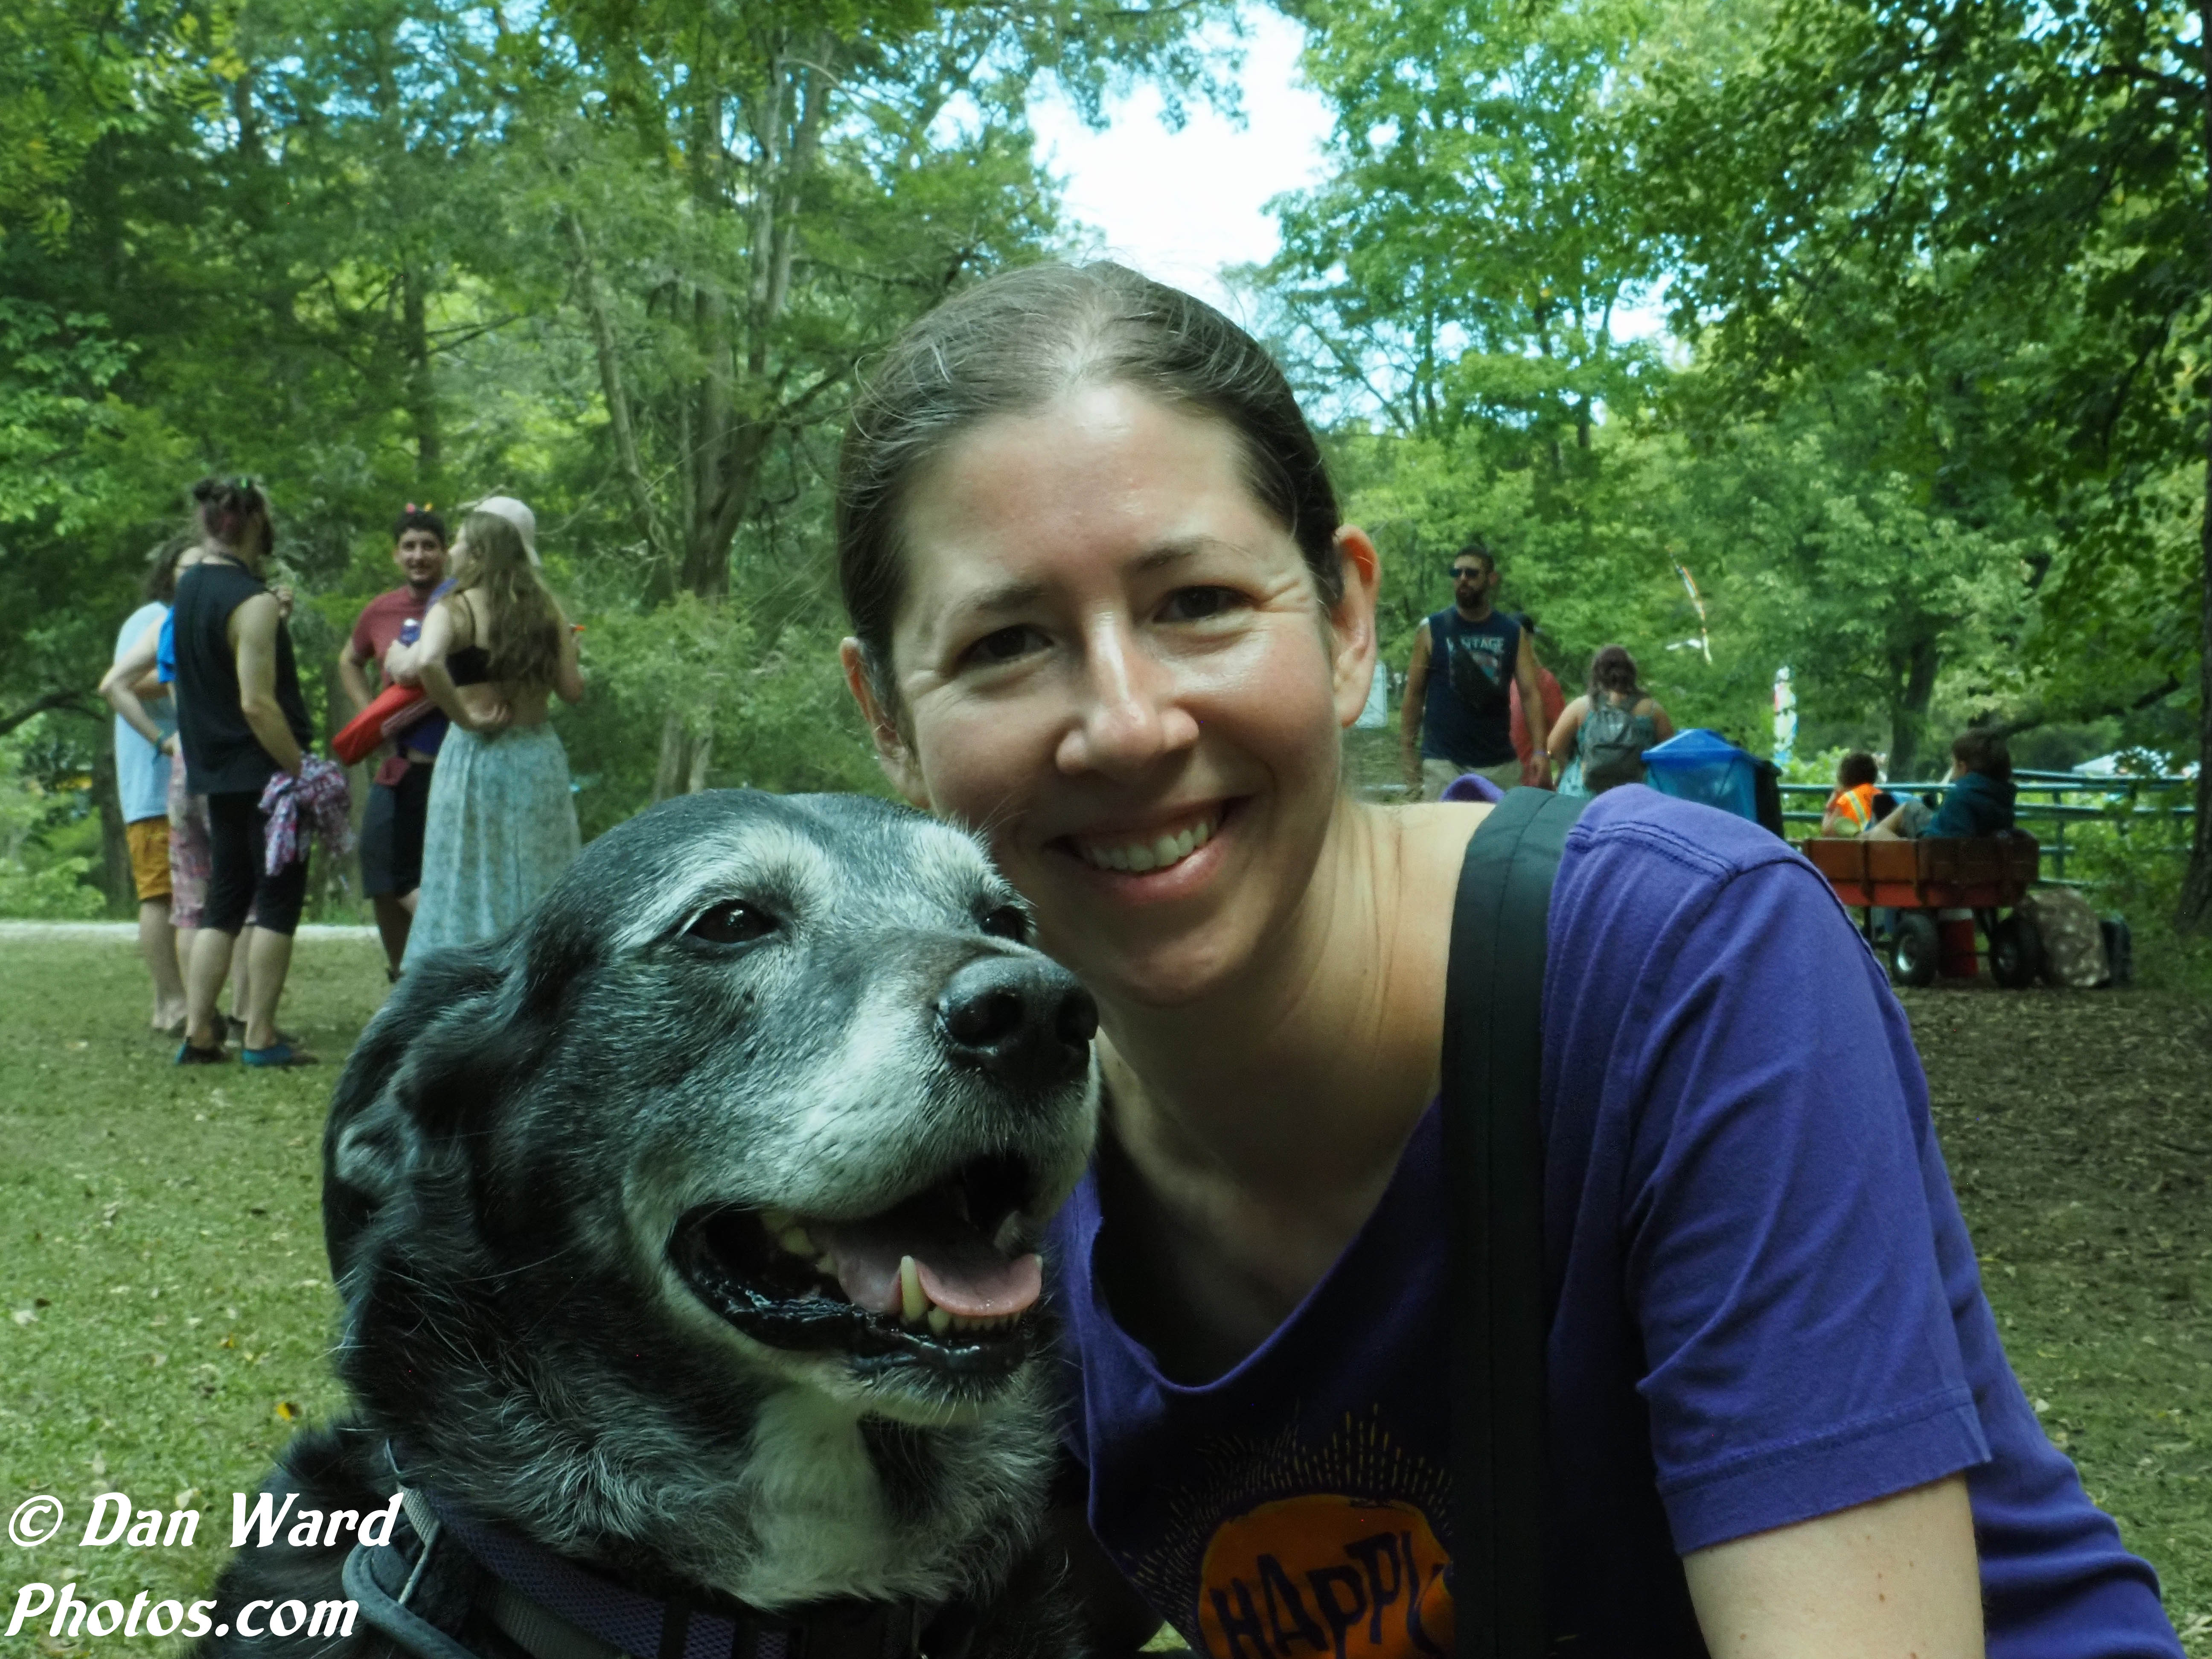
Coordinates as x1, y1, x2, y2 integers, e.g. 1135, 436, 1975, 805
816, 1213, 1042, 1320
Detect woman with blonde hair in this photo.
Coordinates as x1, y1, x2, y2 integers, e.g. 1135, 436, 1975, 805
398, 498, 584, 967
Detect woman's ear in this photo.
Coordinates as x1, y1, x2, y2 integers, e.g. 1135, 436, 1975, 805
1326, 526, 1382, 731
840, 638, 931, 808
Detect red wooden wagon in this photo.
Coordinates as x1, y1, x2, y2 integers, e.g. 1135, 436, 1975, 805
1801, 835, 2043, 988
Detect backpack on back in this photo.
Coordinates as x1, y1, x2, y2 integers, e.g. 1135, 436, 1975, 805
1579, 699, 1649, 793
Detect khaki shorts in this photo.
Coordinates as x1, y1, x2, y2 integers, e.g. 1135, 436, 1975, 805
125, 816, 172, 902
1421, 757, 1523, 801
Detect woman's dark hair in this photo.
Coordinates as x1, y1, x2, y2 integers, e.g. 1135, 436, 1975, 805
1952, 727, 2012, 780
1837, 751, 1880, 789
1587, 644, 1642, 700
141, 535, 195, 604
393, 504, 447, 547
837, 262, 1342, 709
190, 477, 271, 554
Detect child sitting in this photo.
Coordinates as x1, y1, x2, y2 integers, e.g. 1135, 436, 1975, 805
1819, 750, 1893, 836
1870, 728, 2016, 839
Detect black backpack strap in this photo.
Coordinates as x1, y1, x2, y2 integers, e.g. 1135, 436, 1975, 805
1445, 787, 1584, 1659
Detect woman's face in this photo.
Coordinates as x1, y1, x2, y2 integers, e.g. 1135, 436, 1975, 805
849, 382, 1379, 1009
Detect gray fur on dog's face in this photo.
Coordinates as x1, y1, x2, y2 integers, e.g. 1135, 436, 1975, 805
321, 791, 1097, 1611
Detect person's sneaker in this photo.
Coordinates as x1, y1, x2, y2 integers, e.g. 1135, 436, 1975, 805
174, 1040, 228, 1065
241, 1042, 318, 1068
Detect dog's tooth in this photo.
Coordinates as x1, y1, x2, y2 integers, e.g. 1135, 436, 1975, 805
759, 1206, 795, 1232
927, 1305, 952, 1335
899, 1255, 926, 1324
814, 1254, 838, 1276
778, 1225, 816, 1257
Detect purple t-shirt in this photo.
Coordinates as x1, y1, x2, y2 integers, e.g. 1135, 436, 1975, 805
1048, 787, 2179, 1658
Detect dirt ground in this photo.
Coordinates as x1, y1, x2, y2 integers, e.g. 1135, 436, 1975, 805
1900, 980, 2212, 1647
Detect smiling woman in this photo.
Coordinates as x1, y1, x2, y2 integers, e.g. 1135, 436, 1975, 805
831, 262, 2185, 1659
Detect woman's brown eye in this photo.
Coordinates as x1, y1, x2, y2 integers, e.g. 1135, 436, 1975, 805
687, 902, 778, 944
969, 625, 1042, 665
1163, 586, 1237, 621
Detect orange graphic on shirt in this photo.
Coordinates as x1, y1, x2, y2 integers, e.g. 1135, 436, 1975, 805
1195, 1494, 1452, 1659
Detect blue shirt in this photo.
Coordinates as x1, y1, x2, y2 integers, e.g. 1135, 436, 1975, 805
1048, 787, 2178, 1657
1927, 771, 2017, 838
112, 602, 174, 822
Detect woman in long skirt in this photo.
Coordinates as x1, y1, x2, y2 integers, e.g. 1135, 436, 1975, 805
397, 499, 584, 967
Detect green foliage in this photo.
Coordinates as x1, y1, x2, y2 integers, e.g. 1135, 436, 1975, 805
0, 725, 105, 920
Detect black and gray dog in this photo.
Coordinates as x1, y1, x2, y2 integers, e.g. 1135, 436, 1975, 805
198, 791, 1101, 1659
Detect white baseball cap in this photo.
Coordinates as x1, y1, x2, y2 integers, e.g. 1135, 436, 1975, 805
470, 495, 539, 565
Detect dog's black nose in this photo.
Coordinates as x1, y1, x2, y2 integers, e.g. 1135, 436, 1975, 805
937, 956, 1097, 1091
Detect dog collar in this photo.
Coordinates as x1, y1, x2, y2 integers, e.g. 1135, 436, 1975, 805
347, 1451, 966, 1659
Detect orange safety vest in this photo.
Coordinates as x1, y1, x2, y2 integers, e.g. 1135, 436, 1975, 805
1827, 782, 1880, 832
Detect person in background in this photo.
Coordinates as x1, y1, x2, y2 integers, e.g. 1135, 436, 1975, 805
171, 478, 318, 1066
1547, 643, 1673, 797
397, 499, 584, 969
1507, 614, 1566, 789
1870, 729, 2017, 840
1820, 750, 1896, 837
338, 505, 450, 975
1400, 542, 1547, 796
99, 539, 191, 1032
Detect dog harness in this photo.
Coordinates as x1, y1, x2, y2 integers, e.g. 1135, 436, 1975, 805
343, 1454, 971, 1659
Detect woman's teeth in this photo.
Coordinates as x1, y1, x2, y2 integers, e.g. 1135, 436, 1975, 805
1077, 814, 1217, 874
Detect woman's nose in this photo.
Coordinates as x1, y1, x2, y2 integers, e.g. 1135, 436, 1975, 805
1054, 618, 1198, 777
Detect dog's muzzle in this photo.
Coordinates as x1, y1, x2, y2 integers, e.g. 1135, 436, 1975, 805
670, 953, 1096, 1385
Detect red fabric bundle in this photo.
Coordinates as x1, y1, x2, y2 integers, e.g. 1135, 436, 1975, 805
332, 681, 434, 767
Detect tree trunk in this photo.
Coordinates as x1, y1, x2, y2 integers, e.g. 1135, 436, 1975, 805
2175, 0, 2212, 933
401, 265, 442, 487
651, 713, 714, 801
1889, 634, 1941, 779
92, 735, 133, 916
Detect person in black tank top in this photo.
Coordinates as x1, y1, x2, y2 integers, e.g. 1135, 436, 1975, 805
171, 480, 319, 1068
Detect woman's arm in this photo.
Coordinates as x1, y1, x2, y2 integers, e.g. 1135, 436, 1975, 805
230, 594, 304, 777
1683, 1475, 1984, 1659
1648, 699, 1675, 742
101, 618, 171, 749
552, 605, 585, 705
1545, 697, 1586, 774
413, 598, 483, 731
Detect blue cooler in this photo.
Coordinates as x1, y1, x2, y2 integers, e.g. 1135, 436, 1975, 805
1641, 728, 1761, 821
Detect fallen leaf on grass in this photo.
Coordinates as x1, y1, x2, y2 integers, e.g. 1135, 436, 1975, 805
275, 1400, 300, 1422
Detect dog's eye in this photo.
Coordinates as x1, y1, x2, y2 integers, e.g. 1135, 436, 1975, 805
687, 902, 779, 945
980, 904, 1028, 943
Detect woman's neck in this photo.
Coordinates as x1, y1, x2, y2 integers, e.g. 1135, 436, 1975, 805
1093, 801, 1441, 1208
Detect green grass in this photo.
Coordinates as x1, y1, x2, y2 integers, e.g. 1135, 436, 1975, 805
0, 937, 2205, 1655
0, 935, 373, 1655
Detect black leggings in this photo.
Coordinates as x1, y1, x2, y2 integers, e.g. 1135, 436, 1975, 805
204, 790, 309, 937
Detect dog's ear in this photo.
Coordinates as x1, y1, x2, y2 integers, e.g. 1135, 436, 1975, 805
321, 936, 515, 1285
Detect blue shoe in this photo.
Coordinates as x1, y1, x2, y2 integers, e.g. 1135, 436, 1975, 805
242, 1042, 318, 1068
174, 1040, 228, 1065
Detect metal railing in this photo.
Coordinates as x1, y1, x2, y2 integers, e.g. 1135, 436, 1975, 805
1780, 771, 2195, 882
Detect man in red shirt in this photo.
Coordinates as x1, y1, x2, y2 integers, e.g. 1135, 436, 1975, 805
338, 506, 448, 974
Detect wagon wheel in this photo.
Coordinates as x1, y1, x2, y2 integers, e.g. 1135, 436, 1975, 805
1889, 913, 1939, 988
1989, 913, 2042, 990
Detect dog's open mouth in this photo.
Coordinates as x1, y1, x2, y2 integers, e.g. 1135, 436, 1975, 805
670, 1153, 1044, 1376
